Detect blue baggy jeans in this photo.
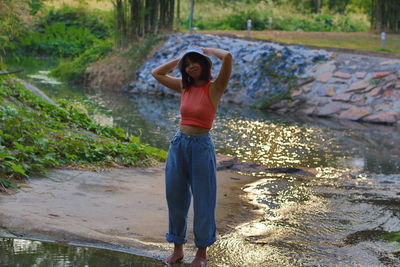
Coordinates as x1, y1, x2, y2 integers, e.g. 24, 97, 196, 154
165, 130, 217, 248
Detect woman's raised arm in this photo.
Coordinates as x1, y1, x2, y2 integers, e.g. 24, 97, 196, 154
151, 58, 182, 93
203, 48, 232, 95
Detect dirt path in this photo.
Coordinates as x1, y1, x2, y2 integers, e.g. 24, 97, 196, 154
0, 156, 259, 263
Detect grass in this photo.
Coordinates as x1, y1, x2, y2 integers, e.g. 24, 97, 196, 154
192, 30, 400, 55
46, 0, 113, 10
43, 0, 398, 55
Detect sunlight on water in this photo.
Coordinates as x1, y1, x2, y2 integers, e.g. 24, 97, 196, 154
209, 169, 400, 266
7, 68, 400, 266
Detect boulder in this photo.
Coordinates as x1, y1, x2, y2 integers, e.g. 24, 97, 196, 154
351, 95, 366, 106
339, 108, 371, 121
346, 80, 369, 92
316, 73, 332, 83
291, 89, 302, 97
301, 83, 313, 93
333, 71, 352, 79
373, 103, 390, 111
355, 72, 367, 79
314, 103, 343, 116
363, 111, 399, 124
372, 71, 392, 79
325, 87, 336, 96
382, 89, 393, 97
396, 80, 400, 89
370, 87, 382, 97
300, 107, 315, 115
332, 93, 352, 102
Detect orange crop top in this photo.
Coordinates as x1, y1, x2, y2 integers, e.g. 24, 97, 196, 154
180, 81, 216, 129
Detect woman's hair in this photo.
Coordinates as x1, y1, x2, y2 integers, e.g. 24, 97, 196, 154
179, 52, 212, 89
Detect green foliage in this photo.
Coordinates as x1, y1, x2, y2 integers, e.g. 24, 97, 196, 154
13, 4, 112, 58
180, 0, 370, 32
0, 75, 166, 190
40, 5, 112, 40
50, 39, 113, 83
18, 23, 99, 57
0, 1, 34, 58
378, 231, 400, 246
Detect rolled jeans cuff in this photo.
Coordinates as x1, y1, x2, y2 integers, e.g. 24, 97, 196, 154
195, 236, 217, 248
166, 233, 187, 244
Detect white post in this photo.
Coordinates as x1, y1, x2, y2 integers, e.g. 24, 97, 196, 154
247, 19, 252, 37
269, 17, 273, 30
381, 32, 386, 49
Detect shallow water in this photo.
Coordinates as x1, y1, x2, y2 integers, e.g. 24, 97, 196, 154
0, 237, 162, 266
2, 62, 400, 266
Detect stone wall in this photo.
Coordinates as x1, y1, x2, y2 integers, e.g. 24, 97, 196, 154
285, 54, 400, 125
122, 33, 400, 125
123, 33, 331, 106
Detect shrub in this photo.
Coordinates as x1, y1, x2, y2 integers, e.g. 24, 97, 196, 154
50, 39, 113, 83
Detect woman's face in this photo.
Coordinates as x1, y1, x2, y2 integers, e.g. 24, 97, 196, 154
184, 57, 202, 79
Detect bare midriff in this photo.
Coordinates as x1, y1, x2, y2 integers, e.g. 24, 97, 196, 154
180, 124, 210, 134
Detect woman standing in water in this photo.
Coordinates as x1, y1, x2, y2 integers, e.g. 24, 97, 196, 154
151, 47, 232, 267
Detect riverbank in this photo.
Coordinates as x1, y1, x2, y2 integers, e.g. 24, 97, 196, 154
0, 155, 264, 264
126, 33, 400, 126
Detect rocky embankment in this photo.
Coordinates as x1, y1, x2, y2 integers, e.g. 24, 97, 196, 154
289, 54, 400, 125
123, 33, 400, 125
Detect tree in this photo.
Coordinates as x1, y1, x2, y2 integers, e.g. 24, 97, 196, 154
371, 0, 400, 33
112, 0, 175, 48
0, 0, 40, 60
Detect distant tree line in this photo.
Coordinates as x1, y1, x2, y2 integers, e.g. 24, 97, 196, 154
112, 0, 175, 48
370, 0, 400, 32
194, 0, 399, 33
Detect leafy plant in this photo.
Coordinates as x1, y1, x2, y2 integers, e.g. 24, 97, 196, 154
0, 75, 166, 190
50, 39, 113, 83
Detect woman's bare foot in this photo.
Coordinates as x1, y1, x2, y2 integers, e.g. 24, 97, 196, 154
163, 243, 184, 265
191, 247, 207, 267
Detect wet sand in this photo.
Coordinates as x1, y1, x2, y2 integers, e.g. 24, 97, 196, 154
0, 155, 259, 263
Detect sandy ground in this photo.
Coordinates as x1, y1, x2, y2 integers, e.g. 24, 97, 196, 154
0, 156, 259, 263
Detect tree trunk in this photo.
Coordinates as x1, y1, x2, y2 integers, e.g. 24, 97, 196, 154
371, 0, 400, 33
130, 0, 139, 41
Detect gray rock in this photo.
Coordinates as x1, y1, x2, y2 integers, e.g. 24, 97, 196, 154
346, 81, 369, 92
333, 93, 352, 102
363, 111, 400, 124
314, 103, 343, 116
339, 107, 371, 121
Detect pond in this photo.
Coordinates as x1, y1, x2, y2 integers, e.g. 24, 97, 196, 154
2, 59, 400, 266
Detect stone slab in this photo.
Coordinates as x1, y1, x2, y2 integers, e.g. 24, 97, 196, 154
339, 108, 371, 121
314, 103, 343, 116
372, 71, 392, 79
363, 111, 400, 124
333, 71, 352, 79
333, 93, 353, 102
355, 72, 367, 79
346, 80, 369, 92
325, 87, 336, 96
316, 73, 332, 83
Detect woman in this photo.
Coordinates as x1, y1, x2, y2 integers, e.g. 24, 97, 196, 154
151, 47, 232, 267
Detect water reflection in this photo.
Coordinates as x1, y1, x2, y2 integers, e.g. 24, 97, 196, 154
19, 69, 400, 174
209, 170, 400, 266
0, 238, 162, 266
8, 66, 400, 266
